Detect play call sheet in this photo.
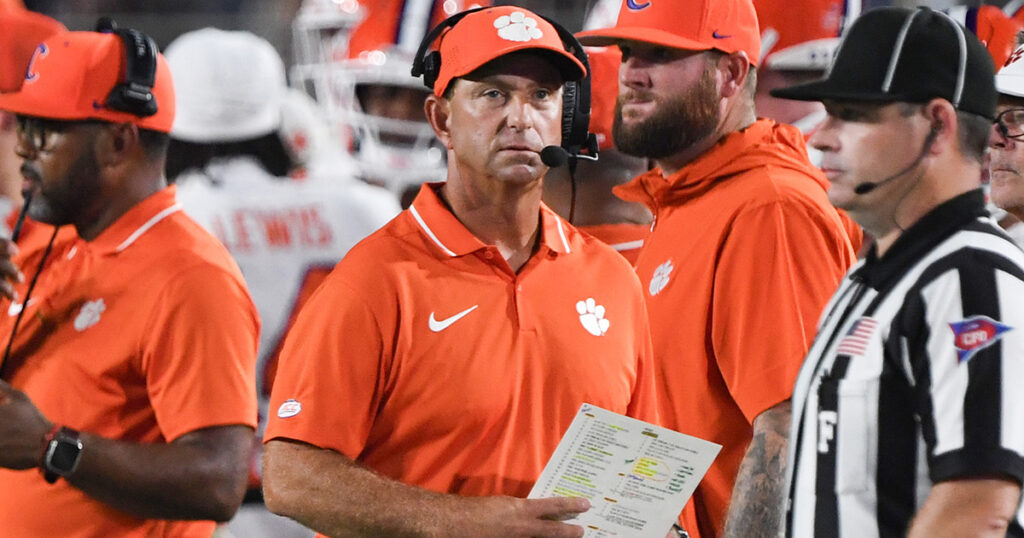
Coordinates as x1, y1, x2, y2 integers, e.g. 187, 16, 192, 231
529, 404, 721, 537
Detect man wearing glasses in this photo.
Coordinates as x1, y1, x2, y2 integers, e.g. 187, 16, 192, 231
0, 7, 65, 246
0, 25, 259, 536
989, 43, 1024, 237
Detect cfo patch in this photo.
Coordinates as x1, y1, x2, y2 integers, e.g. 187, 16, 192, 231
949, 315, 1013, 364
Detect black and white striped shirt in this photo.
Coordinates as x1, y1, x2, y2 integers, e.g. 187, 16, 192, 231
786, 191, 1024, 537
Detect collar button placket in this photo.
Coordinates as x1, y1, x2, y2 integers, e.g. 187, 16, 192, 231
511, 278, 526, 330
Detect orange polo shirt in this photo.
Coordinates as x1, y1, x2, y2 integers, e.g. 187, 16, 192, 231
266, 183, 658, 501
0, 186, 259, 537
616, 120, 857, 538
579, 222, 649, 266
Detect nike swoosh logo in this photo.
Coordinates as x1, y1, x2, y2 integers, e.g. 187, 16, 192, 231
428, 305, 479, 332
626, 0, 651, 10
712, 30, 732, 39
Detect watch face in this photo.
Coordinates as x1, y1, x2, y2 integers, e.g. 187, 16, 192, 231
49, 437, 82, 474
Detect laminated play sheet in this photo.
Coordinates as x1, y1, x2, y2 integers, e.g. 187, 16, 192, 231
529, 404, 722, 537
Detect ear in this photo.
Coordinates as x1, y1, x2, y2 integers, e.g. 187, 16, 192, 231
94, 122, 141, 169
424, 93, 453, 150
921, 98, 958, 155
718, 51, 751, 99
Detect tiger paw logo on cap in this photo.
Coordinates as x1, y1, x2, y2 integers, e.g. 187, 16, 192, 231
494, 11, 543, 42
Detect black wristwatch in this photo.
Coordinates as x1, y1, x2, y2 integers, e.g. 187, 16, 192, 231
41, 426, 83, 484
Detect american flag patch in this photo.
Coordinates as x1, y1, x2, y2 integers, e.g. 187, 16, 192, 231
835, 317, 878, 356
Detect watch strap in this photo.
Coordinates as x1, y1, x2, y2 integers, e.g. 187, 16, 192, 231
38, 424, 61, 483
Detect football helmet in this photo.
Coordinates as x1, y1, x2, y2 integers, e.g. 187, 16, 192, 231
291, 0, 489, 196
754, 0, 857, 68
943, 5, 1023, 69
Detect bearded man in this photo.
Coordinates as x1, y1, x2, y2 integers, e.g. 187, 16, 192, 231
577, 1, 859, 537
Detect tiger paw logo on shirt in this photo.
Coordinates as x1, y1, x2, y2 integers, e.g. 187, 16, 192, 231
576, 298, 610, 336
74, 298, 105, 331
649, 260, 674, 296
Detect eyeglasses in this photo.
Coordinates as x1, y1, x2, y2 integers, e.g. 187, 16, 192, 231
995, 108, 1024, 140
14, 116, 99, 153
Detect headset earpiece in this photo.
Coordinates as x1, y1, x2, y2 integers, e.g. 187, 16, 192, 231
562, 79, 578, 143
420, 50, 442, 90
542, 16, 595, 157
95, 17, 159, 118
410, 7, 486, 91
924, 123, 940, 150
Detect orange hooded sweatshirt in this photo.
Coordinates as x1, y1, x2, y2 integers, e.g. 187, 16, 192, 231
615, 119, 859, 538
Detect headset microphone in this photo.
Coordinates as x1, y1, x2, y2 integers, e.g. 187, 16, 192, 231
540, 145, 569, 168
852, 126, 940, 195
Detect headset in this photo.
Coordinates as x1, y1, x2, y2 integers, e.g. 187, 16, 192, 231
411, 7, 599, 162
95, 17, 159, 117
852, 124, 939, 195
853, 7, 967, 196
2, 18, 159, 379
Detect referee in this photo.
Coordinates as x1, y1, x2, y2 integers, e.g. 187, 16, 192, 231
773, 7, 1024, 537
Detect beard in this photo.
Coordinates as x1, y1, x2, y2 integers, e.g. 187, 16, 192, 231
612, 66, 720, 159
28, 146, 101, 226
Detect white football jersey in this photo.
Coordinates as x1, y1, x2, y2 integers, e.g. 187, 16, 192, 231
175, 157, 401, 400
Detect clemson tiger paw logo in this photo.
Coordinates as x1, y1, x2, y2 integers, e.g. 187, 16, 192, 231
649, 260, 673, 296
494, 11, 543, 42
74, 298, 105, 331
576, 298, 610, 336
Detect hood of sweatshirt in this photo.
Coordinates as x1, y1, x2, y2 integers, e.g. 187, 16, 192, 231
615, 119, 828, 210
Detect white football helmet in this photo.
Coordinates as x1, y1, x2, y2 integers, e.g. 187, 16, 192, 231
292, 0, 487, 197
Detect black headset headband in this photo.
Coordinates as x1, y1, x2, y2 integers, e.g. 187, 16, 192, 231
410, 7, 598, 158
410, 7, 484, 91
96, 17, 159, 118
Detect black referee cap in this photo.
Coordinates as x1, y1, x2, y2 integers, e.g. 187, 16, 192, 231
771, 7, 996, 119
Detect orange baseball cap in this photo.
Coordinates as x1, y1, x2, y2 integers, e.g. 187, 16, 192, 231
0, 30, 175, 132
586, 46, 620, 151
0, 9, 66, 93
576, 0, 762, 66
425, 6, 587, 97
